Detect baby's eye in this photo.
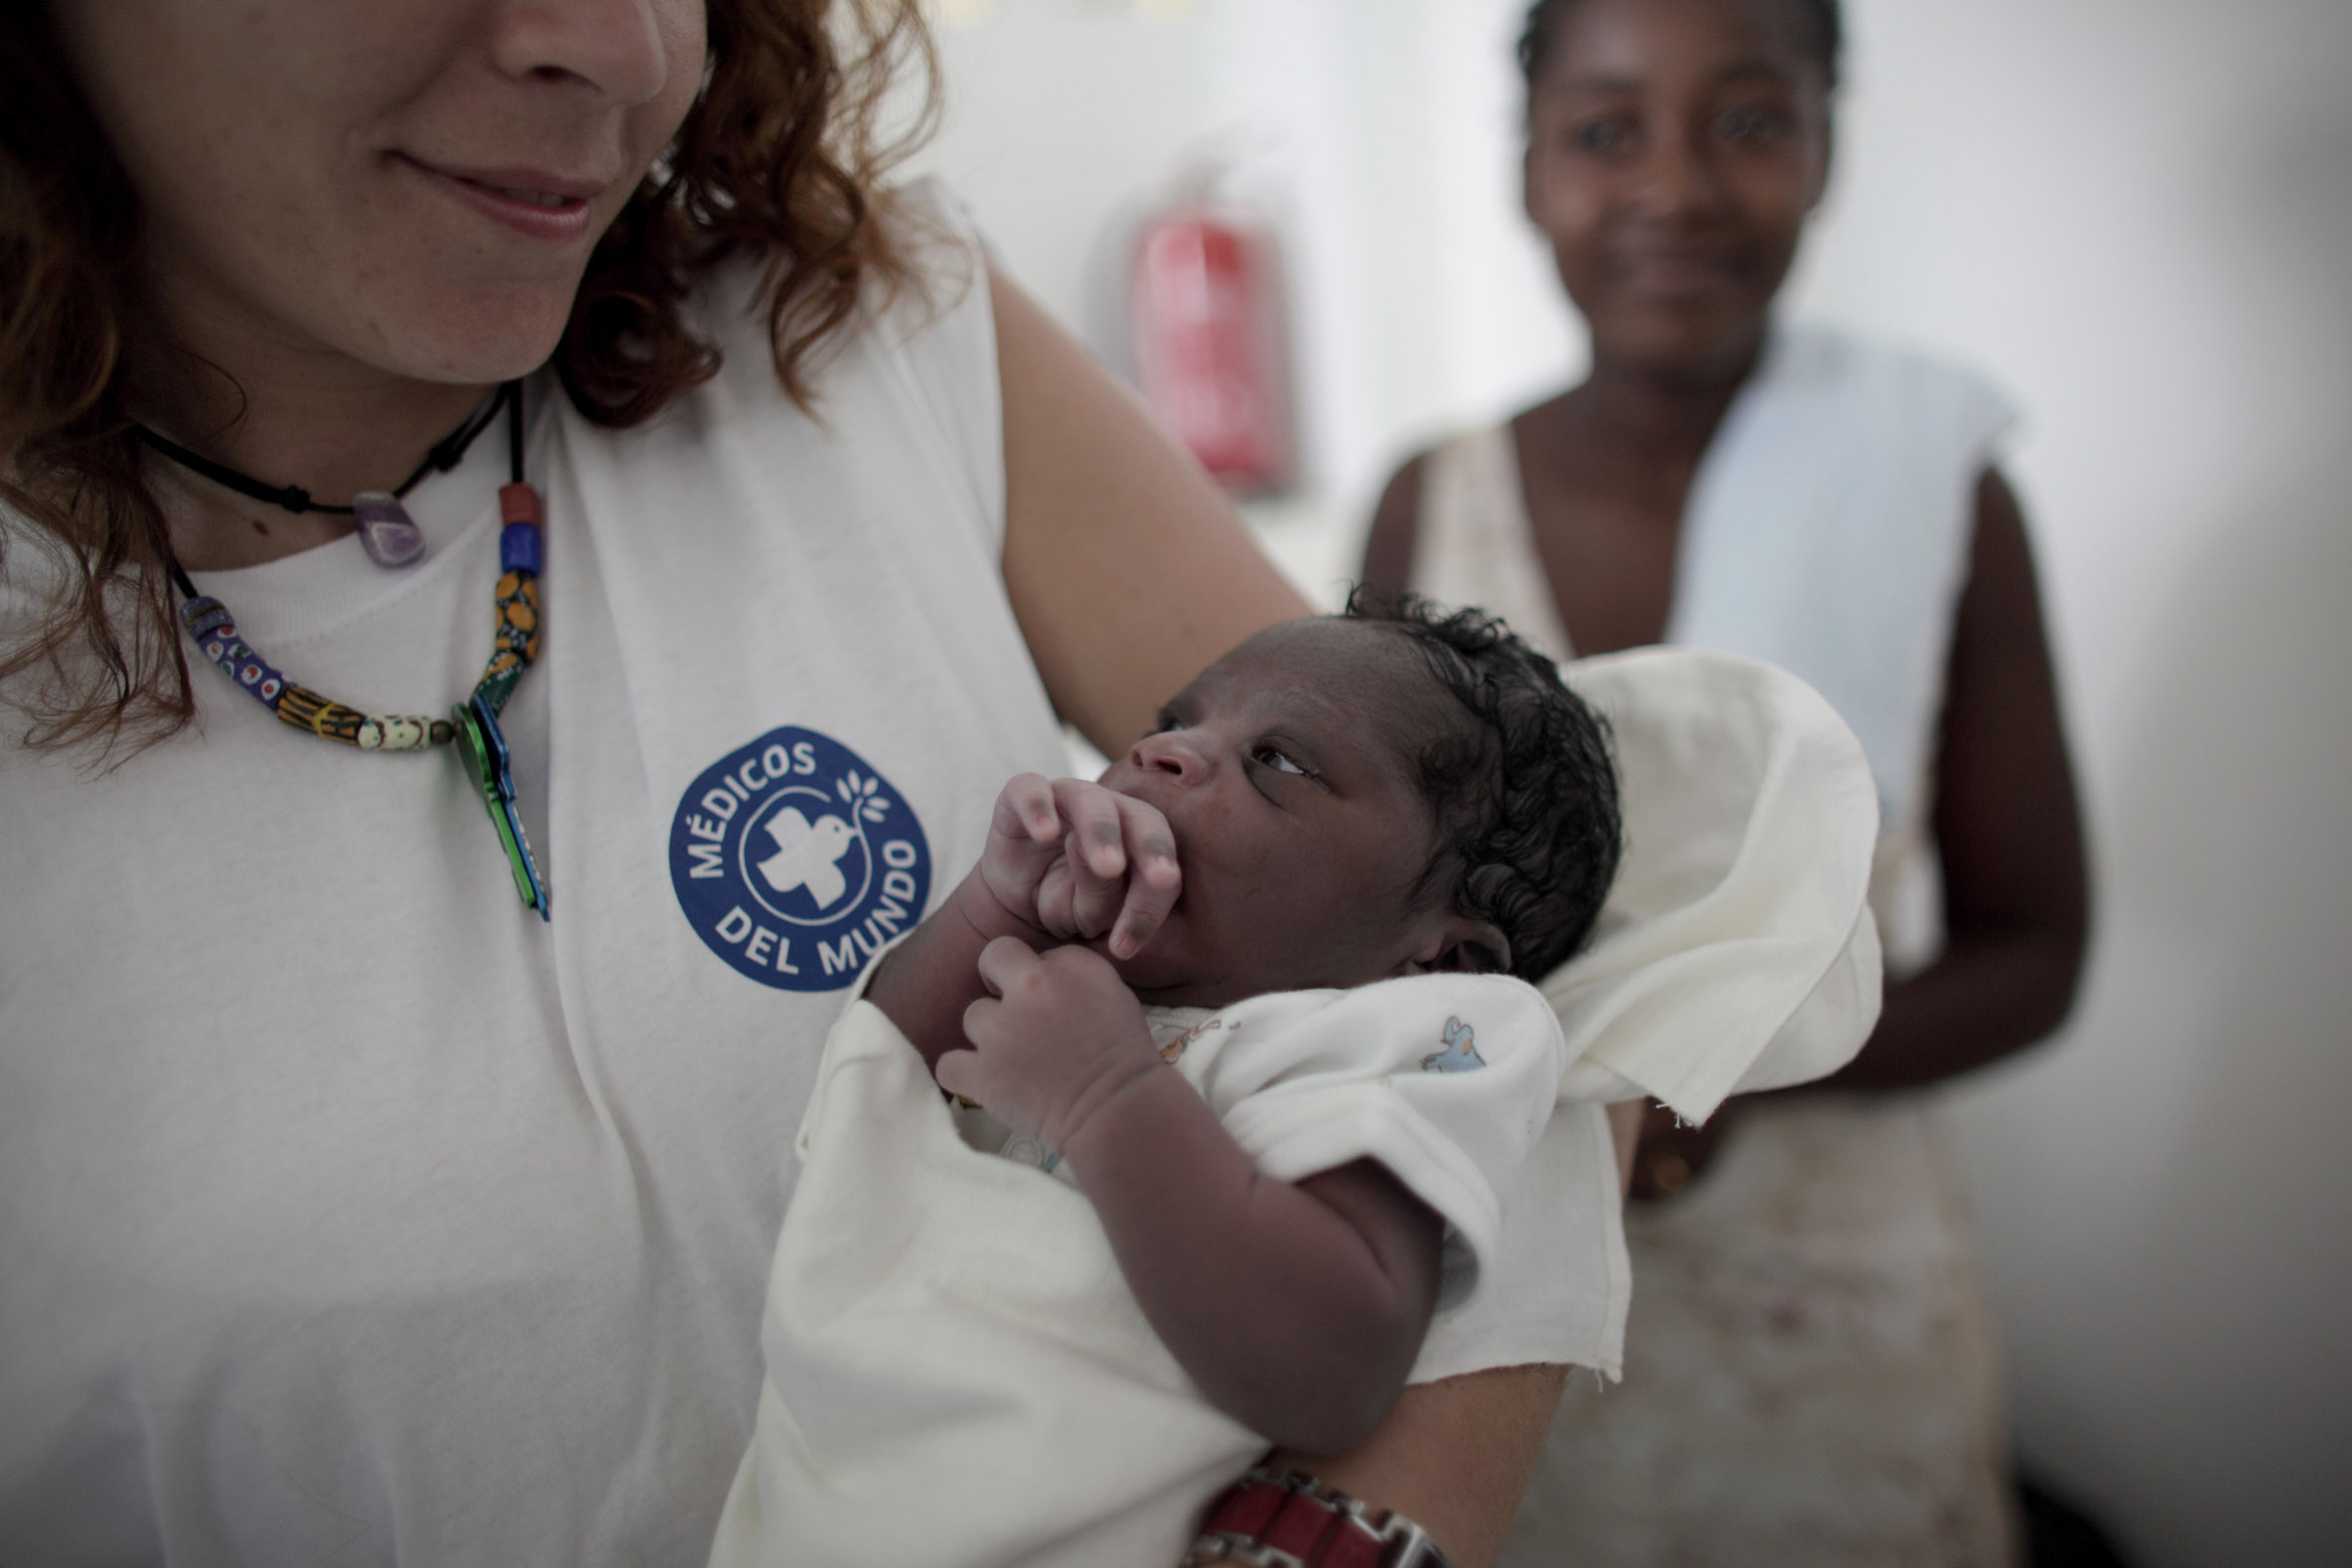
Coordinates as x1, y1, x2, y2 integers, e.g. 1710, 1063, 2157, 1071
1251, 745, 1308, 777
1154, 710, 1183, 734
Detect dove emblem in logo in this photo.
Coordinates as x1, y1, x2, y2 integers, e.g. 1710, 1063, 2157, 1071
758, 806, 857, 909
669, 726, 932, 992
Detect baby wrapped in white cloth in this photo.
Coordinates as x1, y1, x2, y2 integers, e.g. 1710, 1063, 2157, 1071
710, 606, 1881, 1568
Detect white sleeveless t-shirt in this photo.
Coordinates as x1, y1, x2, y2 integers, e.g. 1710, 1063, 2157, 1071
0, 186, 1070, 1566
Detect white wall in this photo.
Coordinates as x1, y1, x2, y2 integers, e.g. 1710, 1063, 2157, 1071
914, 0, 1574, 595
1816, 6, 2352, 1565
909, 2, 2352, 1561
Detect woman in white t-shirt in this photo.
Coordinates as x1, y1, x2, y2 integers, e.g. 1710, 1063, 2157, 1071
0, 3, 1602, 1564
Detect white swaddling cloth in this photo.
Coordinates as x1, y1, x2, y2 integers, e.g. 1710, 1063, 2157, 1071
708, 646, 1883, 1568
1546, 648, 1883, 1122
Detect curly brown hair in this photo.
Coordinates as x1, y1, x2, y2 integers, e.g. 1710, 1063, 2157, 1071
0, 0, 940, 762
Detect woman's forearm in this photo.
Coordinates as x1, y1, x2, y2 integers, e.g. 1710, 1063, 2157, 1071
1264, 1108, 1641, 1566
1060, 1066, 1442, 1456
1817, 918, 2086, 1091
1823, 468, 2090, 1093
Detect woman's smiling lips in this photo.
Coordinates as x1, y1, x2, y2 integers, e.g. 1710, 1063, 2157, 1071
1613, 245, 1745, 294
399, 155, 604, 242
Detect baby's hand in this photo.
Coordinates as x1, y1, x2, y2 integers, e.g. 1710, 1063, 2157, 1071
936, 937, 1163, 1155
978, 774, 1180, 961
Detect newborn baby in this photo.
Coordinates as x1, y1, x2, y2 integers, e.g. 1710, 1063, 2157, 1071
711, 593, 1622, 1567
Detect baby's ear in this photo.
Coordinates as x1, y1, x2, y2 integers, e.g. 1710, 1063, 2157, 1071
1407, 914, 1512, 979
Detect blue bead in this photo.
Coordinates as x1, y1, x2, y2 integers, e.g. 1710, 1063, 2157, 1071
500, 523, 542, 576
183, 599, 233, 639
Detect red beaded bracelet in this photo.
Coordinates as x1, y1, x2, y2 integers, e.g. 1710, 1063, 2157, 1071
1185, 1465, 1459, 1568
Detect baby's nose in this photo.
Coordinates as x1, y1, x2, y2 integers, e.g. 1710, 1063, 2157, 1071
1130, 728, 1213, 783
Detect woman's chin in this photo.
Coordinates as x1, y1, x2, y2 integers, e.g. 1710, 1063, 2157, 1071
392, 287, 580, 385
1592, 311, 1768, 379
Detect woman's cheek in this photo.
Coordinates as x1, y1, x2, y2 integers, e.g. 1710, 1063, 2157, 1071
637, 0, 710, 153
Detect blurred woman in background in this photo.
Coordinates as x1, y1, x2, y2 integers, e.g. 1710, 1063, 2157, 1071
1365, 0, 2089, 1560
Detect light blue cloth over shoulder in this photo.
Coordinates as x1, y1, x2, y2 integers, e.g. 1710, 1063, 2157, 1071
1671, 324, 2017, 841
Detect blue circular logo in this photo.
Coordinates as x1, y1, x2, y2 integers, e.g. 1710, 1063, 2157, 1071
669, 727, 932, 991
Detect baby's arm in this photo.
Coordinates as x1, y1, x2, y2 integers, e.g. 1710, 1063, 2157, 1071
940, 939, 1445, 1456
865, 774, 1179, 1071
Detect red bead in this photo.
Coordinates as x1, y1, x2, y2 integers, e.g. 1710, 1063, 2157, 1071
1205, 1481, 1285, 1539
499, 482, 543, 528
1318, 1522, 1385, 1568
1265, 1492, 1338, 1559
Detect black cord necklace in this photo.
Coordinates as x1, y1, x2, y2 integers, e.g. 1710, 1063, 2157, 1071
135, 385, 512, 567
163, 380, 551, 918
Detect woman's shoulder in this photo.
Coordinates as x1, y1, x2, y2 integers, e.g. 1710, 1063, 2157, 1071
1363, 416, 1534, 598
646, 177, 1006, 538
683, 175, 989, 391
1384, 419, 1520, 489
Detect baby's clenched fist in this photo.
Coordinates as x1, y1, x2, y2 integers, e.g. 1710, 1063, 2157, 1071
935, 937, 1164, 1157
975, 774, 1180, 960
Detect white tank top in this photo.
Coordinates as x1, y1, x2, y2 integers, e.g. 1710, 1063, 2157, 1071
0, 184, 1068, 1566
1416, 325, 2014, 971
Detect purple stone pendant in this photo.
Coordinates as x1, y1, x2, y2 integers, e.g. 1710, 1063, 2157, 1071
353, 491, 428, 568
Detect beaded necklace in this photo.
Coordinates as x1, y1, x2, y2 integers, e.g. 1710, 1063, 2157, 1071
162, 380, 552, 918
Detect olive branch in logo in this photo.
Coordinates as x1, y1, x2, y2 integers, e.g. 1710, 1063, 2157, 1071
837, 770, 892, 826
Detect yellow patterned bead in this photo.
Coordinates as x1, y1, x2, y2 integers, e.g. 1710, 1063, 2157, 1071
309, 703, 366, 744
357, 715, 436, 752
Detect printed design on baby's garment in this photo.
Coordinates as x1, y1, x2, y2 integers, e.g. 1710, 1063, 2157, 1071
668, 727, 931, 991
1156, 1015, 1234, 1065
1420, 1015, 1486, 1073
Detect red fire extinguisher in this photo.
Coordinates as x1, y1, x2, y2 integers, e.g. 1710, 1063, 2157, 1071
1129, 198, 1294, 498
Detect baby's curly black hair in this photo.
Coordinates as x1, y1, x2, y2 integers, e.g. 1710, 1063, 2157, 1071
1344, 588, 1622, 983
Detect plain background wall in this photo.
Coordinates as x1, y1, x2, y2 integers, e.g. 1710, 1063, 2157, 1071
908, 2, 2352, 1562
